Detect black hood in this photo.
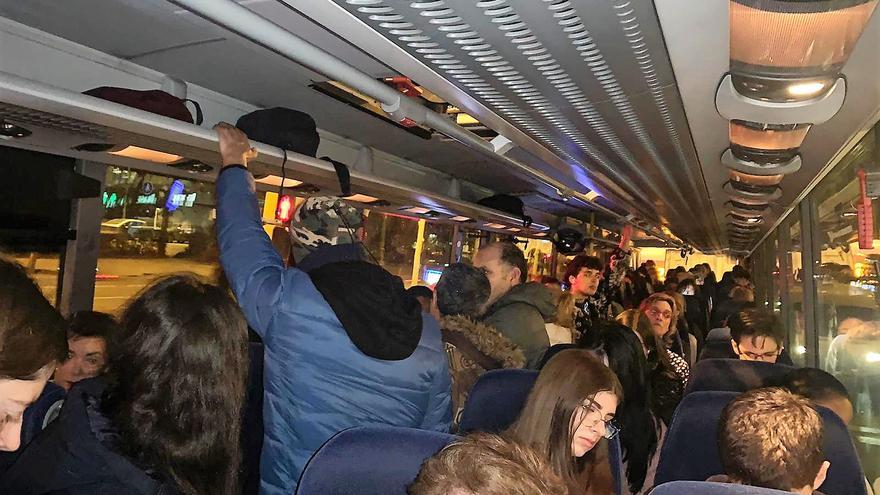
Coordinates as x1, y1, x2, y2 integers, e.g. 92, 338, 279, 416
308, 260, 424, 360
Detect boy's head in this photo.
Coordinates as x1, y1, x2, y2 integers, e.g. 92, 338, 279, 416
719, 388, 830, 494
409, 433, 568, 495
771, 367, 853, 425
729, 308, 785, 363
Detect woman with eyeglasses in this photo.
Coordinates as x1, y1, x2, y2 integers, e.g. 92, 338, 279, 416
636, 294, 690, 426
506, 349, 622, 494
582, 321, 660, 494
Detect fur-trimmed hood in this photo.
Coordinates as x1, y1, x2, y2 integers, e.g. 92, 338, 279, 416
440, 315, 526, 369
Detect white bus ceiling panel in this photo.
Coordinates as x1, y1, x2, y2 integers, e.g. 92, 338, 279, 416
656, 0, 880, 252
305, 0, 718, 249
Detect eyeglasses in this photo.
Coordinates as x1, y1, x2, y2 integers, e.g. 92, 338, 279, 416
733, 342, 781, 361
574, 401, 619, 440
646, 308, 673, 319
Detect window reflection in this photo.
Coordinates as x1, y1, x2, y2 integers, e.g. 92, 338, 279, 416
95, 167, 219, 314
811, 122, 880, 480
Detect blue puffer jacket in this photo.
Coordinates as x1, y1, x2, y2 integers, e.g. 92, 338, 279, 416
217, 167, 452, 495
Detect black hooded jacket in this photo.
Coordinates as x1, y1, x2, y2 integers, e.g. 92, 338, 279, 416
1, 378, 176, 495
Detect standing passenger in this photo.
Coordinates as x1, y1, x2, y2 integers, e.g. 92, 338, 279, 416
564, 255, 605, 340
506, 349, 622, 495
53, 311, 117, 391
637, 294, 689, 425
2, 275, 249, 495
435, 263, 525, 427
474, 242, 555, 368
0, 258, 67, 452
212, 123, 451, 494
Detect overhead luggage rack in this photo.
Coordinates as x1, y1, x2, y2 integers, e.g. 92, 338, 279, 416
0, 71, 547, 235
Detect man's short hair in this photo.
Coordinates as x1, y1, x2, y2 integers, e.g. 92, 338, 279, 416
771, 367, 850, 404
488, 242, 529, 284
407, 285, 434, 301
409, 433, 568, 495
563, 255, 603, 285
68, 310, 118, 341
729, 285, 754, 302
435, 263, 491, 318
728, 308, 784, 347
719, 388, 824, 491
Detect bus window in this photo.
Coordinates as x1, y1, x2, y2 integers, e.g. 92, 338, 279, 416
810, 120, 880, 480
95, 167, 218, 314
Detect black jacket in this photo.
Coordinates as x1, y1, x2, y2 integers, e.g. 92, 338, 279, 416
1, 378, 176, 495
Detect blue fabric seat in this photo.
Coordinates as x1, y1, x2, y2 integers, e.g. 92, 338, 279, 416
296, 425, 456, 495
458, 368, 539, 434
652, 481, 793, 494
684, 358, 791, 397
655, 391, 867, 495
458, 368, 624, 495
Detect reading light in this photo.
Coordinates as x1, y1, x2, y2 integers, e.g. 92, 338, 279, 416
256, 175, 304, 188
508, 228, 521, 233
109, 146, 182, 164
450, 216, 472, 222
788, 80, 829, 98
404, 207, 432, 215
343, 194, 382, 204
0, 121, 31, 138
485, 223, 506, 229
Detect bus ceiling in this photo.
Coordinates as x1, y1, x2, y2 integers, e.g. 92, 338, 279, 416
0, 0, 878, 252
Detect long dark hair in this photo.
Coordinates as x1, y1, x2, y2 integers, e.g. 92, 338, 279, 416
103, 275, 248, 495
0, 257, 66, 380
507, 349, 623, 494
583, 322, 658, 493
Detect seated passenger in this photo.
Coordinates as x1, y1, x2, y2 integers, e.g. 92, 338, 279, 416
0, 258, 67, 452
545, 287, 575, 346
710, 285, 754, 329
435, 263, 525, 426
770, 367, 853, 426
408, 285, 435, 315
213, 123, 451, 494
582, 322, 659, 494
53, 311, 117, 391
729, 308, 785, 363
713, 388, 830, 495
409, 432, 568, 495
506, 349, 622, 494
2, 275, 249, 494
474, 242, 554, 368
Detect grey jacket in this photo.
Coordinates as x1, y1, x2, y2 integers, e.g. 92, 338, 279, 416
482, 282, 556, 368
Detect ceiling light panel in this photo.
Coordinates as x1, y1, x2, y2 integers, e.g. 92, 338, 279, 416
335, 0, 714, 247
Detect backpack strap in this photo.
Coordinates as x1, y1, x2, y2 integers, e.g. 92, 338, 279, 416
184, 98, 204, 125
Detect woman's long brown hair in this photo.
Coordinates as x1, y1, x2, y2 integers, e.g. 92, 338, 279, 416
506, 349, 623, 494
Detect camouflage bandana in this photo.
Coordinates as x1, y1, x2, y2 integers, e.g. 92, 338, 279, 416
289, 196, 363, 254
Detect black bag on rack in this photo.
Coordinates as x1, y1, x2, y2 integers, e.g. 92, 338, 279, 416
477, 194, 533, 228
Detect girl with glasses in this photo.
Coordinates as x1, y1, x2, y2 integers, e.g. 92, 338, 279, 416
506, 349, 622, 494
